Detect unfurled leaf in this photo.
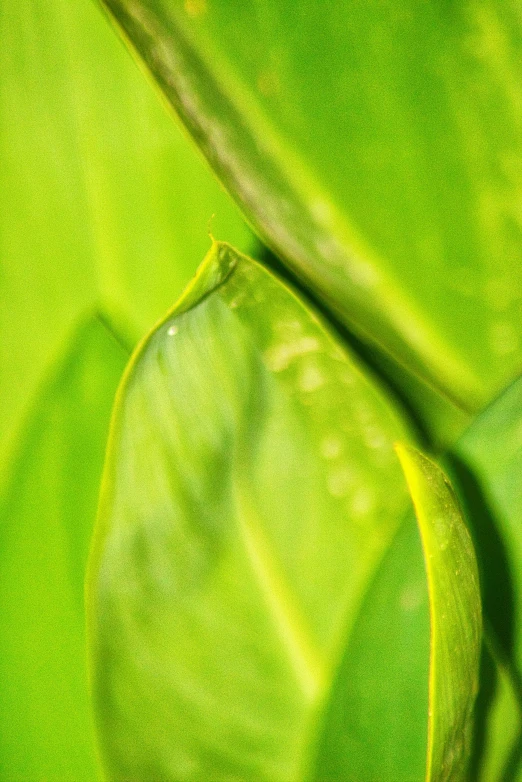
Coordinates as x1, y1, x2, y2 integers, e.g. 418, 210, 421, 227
88, 241, 414, 780
0, 316, 128, 780
0, 0, 251, 492
101, 0, 522, 414
397, 445, 482, 781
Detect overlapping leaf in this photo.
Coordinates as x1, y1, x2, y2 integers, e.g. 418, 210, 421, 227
101, 0, 522, 418
472, 639, 522, 780
89, 243, 481, 780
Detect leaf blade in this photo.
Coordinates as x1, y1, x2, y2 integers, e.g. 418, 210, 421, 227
397, 444, 482, 781
313, 513, 430, 781
101, 0, 522, 412
448, 374, 522, 777
0, 316, 128, 780
88, 241, 416, 780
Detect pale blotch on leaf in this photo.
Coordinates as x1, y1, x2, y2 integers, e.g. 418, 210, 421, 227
327, 466, 353, 498
433, 515, 451, 552
340, 370, 355, 387
310, 199, 333, 225
364, 425, 387, 450
257, 69, 280, 98
484, 274, 514, 311
350, 486, 375, 519
264, 336, 320, 372
167, 325, 178, 337
321, 434, 344, 460
299, 362, 326, 393
184, 0, 207, 16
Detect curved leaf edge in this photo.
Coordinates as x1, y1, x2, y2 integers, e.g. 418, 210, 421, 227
396, 443, 482, 782
86, 235, 415, 633
86, 240, 422, 779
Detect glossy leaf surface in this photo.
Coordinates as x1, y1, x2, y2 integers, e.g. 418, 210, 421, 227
0, 316, 128, 780
397, 445, 482, 781
89, 242, 413, 780
102, 0, 522, 412
0, 0, 251, 492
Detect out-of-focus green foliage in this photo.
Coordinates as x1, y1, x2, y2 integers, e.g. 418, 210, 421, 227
4, 0, 522, 780
0, 317, 126, 780
448, 375, 522, 778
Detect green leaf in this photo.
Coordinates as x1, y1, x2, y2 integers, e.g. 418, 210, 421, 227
0, 0, 251, 492
359, 344, 472, 450
397, 444, 482, 781
89, 242, 482, 780
313, 513, 430, 781
447, 373, 522, 777
88, 241, 416, 780
472, 639, 522, 781
452, 376, 522, 671
0, 315, 128, 780
101, 0, 522, 413
315, 451, 486, 782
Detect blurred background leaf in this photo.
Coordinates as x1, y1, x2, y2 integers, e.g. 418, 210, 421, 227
0, 316, 127, 780
451, 376, 522, 675
317, 441, 483, 782
472, 639, 522, 781
0, 0, 253, 775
